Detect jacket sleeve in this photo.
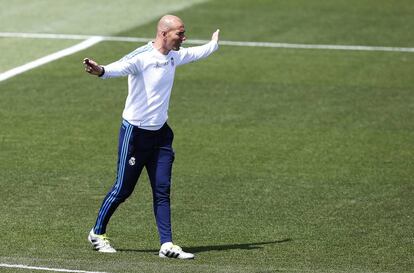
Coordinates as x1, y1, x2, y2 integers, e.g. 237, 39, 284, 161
176, 41, 219, 66
100, 57, 140, 79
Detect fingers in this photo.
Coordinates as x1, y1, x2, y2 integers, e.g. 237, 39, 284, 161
83, 57, 98, 74
84, 60, 93, 74
85, 66, 93, 74
84, 58, 97, 67
212, 29, 220, 43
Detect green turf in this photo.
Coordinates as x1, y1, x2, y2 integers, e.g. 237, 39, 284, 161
0, 0, 207, 35
119, 0, 414, 47
1, 0, 413, 272
0, 38, 78, 72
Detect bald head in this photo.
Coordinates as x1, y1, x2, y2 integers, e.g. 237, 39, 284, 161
157, 15, 184, 33
154, 14, 187, 54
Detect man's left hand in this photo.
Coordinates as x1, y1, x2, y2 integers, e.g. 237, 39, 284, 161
212, 29, 220, 43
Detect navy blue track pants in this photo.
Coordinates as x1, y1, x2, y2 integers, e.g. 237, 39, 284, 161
93, 120, 175, 244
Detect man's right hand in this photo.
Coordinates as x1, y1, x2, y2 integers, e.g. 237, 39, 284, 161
83, 58, 104, 76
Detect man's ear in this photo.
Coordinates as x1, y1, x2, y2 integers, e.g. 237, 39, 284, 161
162, 31, 168, 41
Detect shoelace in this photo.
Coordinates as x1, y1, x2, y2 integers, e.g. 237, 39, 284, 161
171, 245, 182, 252
96, 234, 111, 244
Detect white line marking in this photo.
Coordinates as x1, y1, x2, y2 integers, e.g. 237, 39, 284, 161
214, 40, 414, 53
1, 31, 414, 53
0, 32, 93, 40
0, 36, 103, 82
0, 263, 109, 273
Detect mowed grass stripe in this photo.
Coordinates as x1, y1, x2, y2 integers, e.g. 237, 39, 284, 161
0, 0, 208, 35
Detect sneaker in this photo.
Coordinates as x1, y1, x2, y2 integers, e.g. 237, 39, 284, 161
159, 242, 194, 259
88, 229, 116, 253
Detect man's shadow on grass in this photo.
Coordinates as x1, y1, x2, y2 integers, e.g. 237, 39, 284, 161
118, 239, 291, 254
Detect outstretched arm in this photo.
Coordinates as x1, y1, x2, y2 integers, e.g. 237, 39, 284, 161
177, 29, 220, 66
83, 56, 140, 78
83, 58, 104, 76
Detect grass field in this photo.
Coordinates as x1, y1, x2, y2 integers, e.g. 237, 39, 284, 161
1, 0, 413, 272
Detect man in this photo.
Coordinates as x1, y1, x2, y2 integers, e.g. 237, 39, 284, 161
83, 15, 219, 259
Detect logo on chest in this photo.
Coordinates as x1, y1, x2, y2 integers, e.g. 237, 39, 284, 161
154, 57, 175, 68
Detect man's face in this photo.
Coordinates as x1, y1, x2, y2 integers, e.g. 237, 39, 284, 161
165, 24, 186, 51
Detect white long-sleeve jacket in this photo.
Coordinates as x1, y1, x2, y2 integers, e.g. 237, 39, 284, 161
101, 40, 219, 130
